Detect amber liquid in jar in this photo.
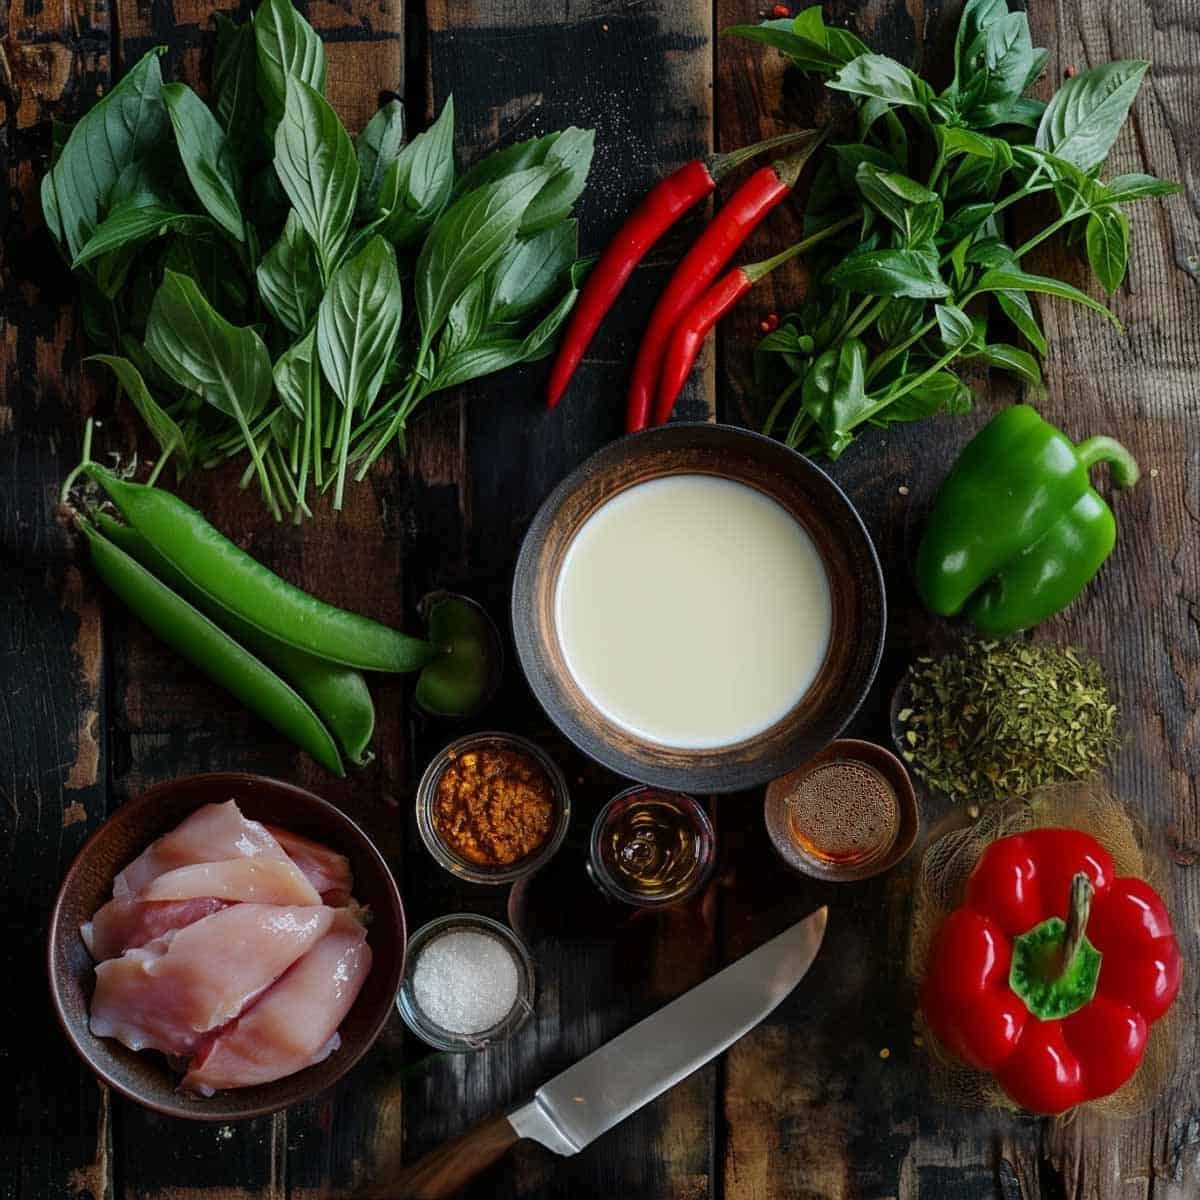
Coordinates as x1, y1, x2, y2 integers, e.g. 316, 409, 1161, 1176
590, 789, 715, 906
785, 760, 899, 867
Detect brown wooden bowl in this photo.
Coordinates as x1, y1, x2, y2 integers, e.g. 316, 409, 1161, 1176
512, 424, 886, 793
47, 773, 405, 1121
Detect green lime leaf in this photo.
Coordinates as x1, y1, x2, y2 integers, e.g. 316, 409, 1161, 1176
415, 594, 502, 717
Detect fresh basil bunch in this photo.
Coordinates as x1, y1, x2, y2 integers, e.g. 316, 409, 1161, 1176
729, 1, 1179, 460
41, 0, 594, 519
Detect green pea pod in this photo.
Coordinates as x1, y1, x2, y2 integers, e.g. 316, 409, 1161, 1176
95, 513, 376, 767
83, 465, 437, 672
79, 517, 345, 776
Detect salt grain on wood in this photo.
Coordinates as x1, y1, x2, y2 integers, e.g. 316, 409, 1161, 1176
411, 929, 520, 1034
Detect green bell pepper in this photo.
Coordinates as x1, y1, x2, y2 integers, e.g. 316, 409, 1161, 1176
916, 405, 1140, 635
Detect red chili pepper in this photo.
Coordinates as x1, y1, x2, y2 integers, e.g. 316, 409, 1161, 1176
627, 137, 823, 433
653, 213, 856, 424
921, 828, 1182, 1114
545, 131, 817, 410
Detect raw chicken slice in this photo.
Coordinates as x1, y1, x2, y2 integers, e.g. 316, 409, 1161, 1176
90, 904, 334, 1056
182, 908, 371, 1094
139, 857, 320, 906
265, 825, 354, 905
114, 800, 289, 897
82, 896, 227, 962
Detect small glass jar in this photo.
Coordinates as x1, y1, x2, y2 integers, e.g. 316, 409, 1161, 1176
397, 914, 536, 1052
588, 786, 716, 908
415, 732, 571, 885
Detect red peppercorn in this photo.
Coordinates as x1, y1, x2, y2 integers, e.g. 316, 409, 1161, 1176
772, 4, 790, 16
1065, 65, 1077, 78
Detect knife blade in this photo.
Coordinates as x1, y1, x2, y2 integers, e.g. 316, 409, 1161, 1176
367, 907, 827, 1199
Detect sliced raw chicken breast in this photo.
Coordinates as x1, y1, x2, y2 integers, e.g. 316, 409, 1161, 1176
82, 896, 227, 962
90, 904, 334, 1056
139, 857, 320, 906
183, 908, 372, 1094
265, 825, 354, 905
114, 800, 289, 897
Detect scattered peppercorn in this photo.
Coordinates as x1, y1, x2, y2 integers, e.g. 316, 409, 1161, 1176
433, 746, 556, 867
897, 641, 1118, 801
772, 4, 791, 15
1065, 65, 1077, 77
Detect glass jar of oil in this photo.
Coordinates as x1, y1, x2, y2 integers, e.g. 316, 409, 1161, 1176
587, 787, 716, 907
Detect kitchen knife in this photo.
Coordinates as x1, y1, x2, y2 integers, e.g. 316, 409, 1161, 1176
363, 906, 827, 1199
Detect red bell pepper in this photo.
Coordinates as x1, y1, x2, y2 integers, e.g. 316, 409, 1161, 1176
921, 828, 1182, 1114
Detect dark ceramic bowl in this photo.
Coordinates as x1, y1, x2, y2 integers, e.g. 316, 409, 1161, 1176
48, 773, 406, 1121
512, 424, 887, 792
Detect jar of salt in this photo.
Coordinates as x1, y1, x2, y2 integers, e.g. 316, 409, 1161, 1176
397, 914, 535, 1051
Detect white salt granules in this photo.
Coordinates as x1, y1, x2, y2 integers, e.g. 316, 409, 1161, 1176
411, 928, 520, 1034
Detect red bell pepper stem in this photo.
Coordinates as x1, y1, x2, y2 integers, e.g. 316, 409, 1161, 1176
626, 137, 824, 434
1059, 872, 1094, 975
653, 213, 858, 425
545, 130, 819, 410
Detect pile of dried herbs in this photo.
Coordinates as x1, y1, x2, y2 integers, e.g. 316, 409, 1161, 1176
897, 641, 1118, 800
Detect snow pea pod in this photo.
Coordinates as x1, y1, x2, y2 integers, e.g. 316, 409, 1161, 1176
83, 465, 437, 673
78, 517, 345, 776
95, 513, 376, 767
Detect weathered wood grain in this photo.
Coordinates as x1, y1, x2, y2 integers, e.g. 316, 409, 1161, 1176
1, 0, 115, 1194
376, 4, 718, 1197
715, 2, 1200, 1199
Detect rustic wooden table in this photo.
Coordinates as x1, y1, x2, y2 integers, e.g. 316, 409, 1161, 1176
4, 1, 1198, 1196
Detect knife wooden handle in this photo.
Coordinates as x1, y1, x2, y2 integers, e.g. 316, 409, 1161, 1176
357, 1113, 522, 1199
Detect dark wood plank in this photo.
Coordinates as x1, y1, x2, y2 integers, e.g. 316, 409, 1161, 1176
714, 1, 1200, 1197
100, 1, 410, 1195
0, 0, 116, 1195
370, 3, 718, 1197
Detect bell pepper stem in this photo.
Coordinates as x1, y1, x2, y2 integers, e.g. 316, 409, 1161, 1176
1059, 872, 1094, 977
1076, 435, 1141, 489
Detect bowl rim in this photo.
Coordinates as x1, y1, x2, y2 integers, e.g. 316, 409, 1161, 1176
512, 422, 887, 792
46, 771, 405, 1121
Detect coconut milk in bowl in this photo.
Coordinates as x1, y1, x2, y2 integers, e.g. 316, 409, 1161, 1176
512, 423, 886, 793
555, 474, 832, 750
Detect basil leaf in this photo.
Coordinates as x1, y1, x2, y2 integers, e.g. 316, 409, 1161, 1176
826, 246, 949, 298
73, 202, 211, 270
212, 14, 261, 165
937, 201, 994, 244
274, 77, 358, 281
254, 0, 326, 124
146, 270, 273, 425
166, 234, 249, 321
257, 210, 322, 334
854, 163, 941, 246
828, 54, 933, 110
974, 342, 1043, 388
1085, 206, 1130, 294
973, 267, 1122, 328
959, 12, 1046, 127
454, 129, 559, 196
377, 97, 455, 247
415, 164, 556, 350
935, 304, 976, 350
873, 370, 973, 422
440, 276, 489, 358
1035, 60, 1148, 173
951, 0, 1009, 95
317, 235, 403, 417
802, 339, 868, 438
520, 126, 595, 234
724, 20, 845, 75
162, 83, 244, 242
88, 353, 193, 474
273, 326, 317, 420
489, 221, 577, 322
356, 100, 407, 218
43, 48, 169, 263
995, 290, 1047, 356
1101, 173, 1182, 203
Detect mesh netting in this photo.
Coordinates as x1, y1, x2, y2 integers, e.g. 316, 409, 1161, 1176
907, 783, 1179, 1117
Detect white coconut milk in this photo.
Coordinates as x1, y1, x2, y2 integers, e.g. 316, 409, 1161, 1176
554, 474, 832, 749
